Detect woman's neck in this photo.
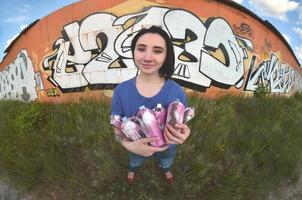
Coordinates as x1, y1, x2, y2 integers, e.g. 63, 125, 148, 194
137, 74, 164, 84
135, 74, 165, 98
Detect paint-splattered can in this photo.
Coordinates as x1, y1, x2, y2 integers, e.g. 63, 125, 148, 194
110, 115, 122, 130
183, 107, 195, 123
166, 99, 185, 129
152, 103, 166, 132
121, 117, 144, 141
137, 106, 165, 147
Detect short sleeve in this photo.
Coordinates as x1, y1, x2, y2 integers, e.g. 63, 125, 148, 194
111, 86, 124, 116
179, 88, 188, 107
167, 80, 188, 107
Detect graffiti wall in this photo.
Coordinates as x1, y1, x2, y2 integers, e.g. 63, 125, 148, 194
1, 0, 301, 102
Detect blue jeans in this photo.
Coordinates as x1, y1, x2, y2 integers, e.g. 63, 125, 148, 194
128, 144, 177, 173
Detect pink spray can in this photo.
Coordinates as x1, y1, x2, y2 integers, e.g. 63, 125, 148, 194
110, 115, 122, 130
121, 117, 144, 141
166, 99, 185, 129
183, 107, 195, 123
137, 106, 165, 147
152, 103, 166, 132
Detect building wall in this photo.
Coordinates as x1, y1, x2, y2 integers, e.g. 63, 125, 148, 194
0, 0, 301, 103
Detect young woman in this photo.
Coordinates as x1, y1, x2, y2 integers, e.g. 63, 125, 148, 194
111, 26, 191, 184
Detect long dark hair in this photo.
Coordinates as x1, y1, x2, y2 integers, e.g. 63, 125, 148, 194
131, 26, 175, 79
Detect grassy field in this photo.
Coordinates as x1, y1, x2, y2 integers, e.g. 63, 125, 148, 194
0, 93, 302, 200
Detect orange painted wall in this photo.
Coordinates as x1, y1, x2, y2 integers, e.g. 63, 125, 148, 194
0, 0, 301, 103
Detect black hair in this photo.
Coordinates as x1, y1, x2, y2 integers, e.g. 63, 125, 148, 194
131, 26, 175, 79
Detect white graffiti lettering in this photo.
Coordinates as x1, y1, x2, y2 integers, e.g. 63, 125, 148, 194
0, 49, 38, 101
244, 54, 295, 93
200, 18, 246, 87
82, 13, 137, 85
42, 6, 297, 94
164, 9, 211, 87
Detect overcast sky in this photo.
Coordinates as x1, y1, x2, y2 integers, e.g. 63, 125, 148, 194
0, 0, 301, 66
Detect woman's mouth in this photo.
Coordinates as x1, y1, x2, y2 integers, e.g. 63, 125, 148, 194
141, 64, 154, 69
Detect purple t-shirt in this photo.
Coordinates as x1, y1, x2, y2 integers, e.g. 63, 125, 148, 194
111, 77, 187, 117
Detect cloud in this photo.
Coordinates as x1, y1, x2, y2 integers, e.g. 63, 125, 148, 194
20, 24, 28, 30
18, 2, 31, 13
4, 34, 19, 49
20, 2, 31, 8
298, 5, 302, 25
231, 0, 244, 4
293, 27, 302, 39
3, 16, 29, 23
295, 45, 302, 67
248, 0, 299, 21
282, 34, 291, 45
3, 24, 29, 51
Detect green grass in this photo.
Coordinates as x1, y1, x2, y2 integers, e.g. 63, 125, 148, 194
0, 94, 302, 199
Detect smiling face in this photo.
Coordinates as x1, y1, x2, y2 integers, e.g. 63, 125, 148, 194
133, 33, 167, 77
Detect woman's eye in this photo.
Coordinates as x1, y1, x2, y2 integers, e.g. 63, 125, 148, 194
136, 48, 145, 52
154, 50, 163, 54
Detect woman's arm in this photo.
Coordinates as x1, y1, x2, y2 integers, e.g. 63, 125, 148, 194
114, 128, 169, 157
113, 127, 130, 145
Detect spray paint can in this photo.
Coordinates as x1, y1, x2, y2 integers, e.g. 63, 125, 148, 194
183, 107, 195, 123
166, 99, 185, 129
121, 117, 144, 141
110, 115, 122, 130
137, 106, 165, 147
152, 103, 166, 132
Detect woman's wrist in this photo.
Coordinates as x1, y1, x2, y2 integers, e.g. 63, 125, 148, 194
114, 132, 130, 145
121, 140, 132, 151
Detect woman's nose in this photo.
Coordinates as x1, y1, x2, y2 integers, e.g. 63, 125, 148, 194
143, 50, 152, 61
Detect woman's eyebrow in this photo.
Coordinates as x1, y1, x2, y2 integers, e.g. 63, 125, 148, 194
136, 44, 165, 50
136, 44, 146, 48
153, 46, 165, 50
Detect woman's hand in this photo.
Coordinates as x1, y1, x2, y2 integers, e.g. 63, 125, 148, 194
123, 137, 169, 157
164, 123, 191, 144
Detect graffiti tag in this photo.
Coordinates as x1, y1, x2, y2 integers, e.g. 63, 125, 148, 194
0, 49, 38, 101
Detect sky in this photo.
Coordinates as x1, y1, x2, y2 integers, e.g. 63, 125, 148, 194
0, 0, 301, 66
0, 0, 79, 62
232, 0, 302, 67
